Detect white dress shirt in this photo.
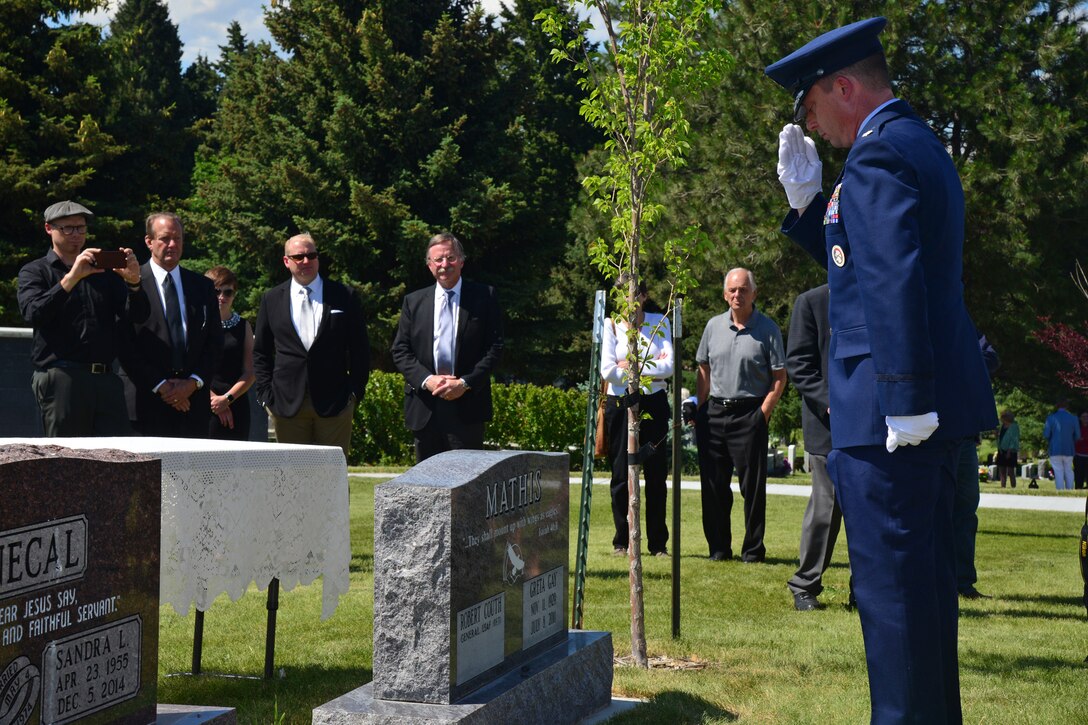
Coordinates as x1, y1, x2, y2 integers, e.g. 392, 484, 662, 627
431, 278, 462, 373
290, 275, 324, 347
600, 312, 674, 396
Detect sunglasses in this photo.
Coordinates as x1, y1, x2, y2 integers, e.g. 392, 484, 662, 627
215, 288, 236, 298
286, 252, 319, 262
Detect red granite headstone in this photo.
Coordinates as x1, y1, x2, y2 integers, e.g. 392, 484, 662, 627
0, 444, 160, 725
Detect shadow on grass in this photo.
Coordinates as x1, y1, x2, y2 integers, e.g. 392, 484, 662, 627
350, 552, 373, 573
978, 528, 1081, 540
159, 664, 373, 723
606, 690, 738, 724
960, 603, 1087, 621
962, 651, 1087, 674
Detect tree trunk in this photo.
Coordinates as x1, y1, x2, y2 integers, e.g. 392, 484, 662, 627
627, 401, 648, 666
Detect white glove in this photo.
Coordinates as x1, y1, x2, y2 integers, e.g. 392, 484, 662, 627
777, 123, 822, 210
885, 413, 940, 453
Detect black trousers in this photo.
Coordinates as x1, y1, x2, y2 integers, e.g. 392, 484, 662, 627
605, 389, 670, 553
32, 367, 131, 437
414, 399, 485, 463
1075, 455, 1088, 489
696, 398, 768, 561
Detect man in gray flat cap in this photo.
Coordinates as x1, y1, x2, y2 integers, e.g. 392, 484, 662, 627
17, 200, 149, 436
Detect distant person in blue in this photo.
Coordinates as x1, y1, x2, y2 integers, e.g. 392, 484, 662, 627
766, 17, 997, 725
1043, 399, 1080, 490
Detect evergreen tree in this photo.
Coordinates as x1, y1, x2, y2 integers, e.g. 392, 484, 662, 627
93, 0, 191, 236
0, 0, 121, 322
188, 0, 594, 377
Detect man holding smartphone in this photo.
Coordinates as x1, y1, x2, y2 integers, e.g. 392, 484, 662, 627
17, 200, 149, 436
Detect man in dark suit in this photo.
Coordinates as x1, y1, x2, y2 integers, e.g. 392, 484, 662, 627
390, 232, 503, 462
784, 285, 843, 612
253, 233, 370, 456
121, 212, 222, 437
767, 17, 996, 723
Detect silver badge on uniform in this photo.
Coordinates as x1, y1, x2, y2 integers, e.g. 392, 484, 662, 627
831, 245, 846, 267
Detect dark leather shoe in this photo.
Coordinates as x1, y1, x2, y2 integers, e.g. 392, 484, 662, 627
959, 586, 989, 599
793, 591, 822, 611
709, 551, 732, 561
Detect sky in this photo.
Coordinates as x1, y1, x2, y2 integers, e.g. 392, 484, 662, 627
79, 1, 596, 69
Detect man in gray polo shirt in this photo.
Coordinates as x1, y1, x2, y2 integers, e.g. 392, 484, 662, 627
695, 268, 787, 562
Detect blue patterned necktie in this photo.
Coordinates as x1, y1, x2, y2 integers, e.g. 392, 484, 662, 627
435, 289, 455, 375
162, 273, 185, 370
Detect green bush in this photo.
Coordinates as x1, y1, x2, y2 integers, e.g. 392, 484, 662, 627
350, 372, 591, 466
489, 382, 587, 452
350, 371, 414, 466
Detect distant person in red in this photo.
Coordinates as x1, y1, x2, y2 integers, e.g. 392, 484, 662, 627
1074, 411, 1088, 490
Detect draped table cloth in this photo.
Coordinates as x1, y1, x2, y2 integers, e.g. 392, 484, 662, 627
0, 437, 350, 620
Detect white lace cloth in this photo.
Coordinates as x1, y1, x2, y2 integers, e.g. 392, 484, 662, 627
0, 437, 350, 620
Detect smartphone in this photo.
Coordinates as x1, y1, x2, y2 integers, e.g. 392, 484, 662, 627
92, 250, 127, 269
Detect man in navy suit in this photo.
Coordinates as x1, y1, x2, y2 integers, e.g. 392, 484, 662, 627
767, 17, 996, 724
121, 212, 222, 438
390, 232, 503, 462
253, 233, 370, 455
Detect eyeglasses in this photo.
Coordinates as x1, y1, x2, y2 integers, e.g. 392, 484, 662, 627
286, 252, 319, 262
52, 225, 87, 236
215, 288, 235, 298
428, 255, 460, 265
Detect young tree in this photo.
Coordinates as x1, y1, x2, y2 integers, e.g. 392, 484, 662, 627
539, 0, 728, 666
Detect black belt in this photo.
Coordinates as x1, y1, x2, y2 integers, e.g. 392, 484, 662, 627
40, 360, 109, 374
709, 396, 763, 412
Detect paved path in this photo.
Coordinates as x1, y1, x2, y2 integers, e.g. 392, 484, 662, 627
351, 472, 1085, 513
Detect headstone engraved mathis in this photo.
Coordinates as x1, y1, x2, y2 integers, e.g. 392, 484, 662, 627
314, 450, 612, 725
0, 445, 160, 725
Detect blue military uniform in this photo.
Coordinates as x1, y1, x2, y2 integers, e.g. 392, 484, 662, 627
766, 17, 997, 725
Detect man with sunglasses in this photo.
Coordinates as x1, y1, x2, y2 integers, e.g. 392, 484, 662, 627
766, 17, 996, 723
253, 233, 370, 455
17, 200, 149, 436
391, 232, 503, 462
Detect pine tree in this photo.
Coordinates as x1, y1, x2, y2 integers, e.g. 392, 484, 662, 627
0, 0, 122, 322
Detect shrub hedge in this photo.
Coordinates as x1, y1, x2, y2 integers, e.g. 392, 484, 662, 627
349, 371, 797, 472
349, 371, 589, 466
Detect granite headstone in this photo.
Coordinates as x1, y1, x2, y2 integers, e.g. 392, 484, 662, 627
0, 444, 160, 725
314, 449, 612, 725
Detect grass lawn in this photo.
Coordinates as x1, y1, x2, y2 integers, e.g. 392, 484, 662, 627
156, 472, 1088, 724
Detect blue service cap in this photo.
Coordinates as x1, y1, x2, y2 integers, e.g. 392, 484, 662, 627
764, 17, 887, 122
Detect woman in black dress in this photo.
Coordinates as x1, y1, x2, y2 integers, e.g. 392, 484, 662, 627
205, 266, 255, 440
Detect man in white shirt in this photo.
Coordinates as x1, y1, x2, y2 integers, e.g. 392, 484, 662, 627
391, 232, 504, 462
253, 233, 370, 455
121, 212, 222, 437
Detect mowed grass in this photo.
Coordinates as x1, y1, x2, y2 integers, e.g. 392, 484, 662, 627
156, 473, 1088, 724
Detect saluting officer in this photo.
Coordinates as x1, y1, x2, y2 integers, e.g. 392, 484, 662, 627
766, 17, 996, 724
